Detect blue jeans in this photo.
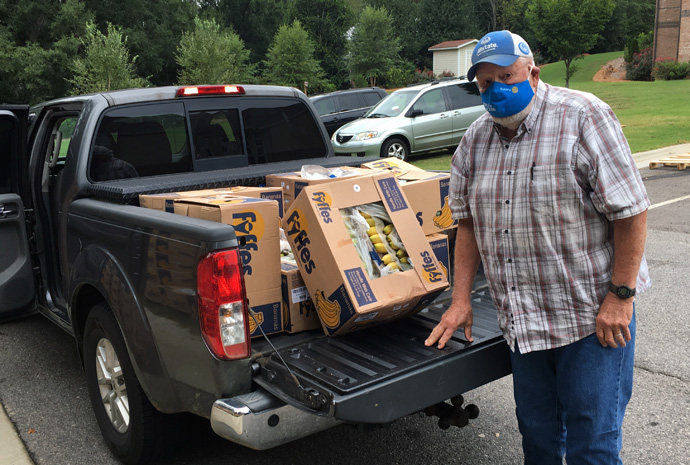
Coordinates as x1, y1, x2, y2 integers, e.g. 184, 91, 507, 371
509, 309, 636, 465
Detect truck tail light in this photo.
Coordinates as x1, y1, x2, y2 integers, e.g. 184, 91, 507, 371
176, 85, 245, 97
197, 249, 250, 360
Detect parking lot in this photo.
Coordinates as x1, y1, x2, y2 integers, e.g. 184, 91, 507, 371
1, 157, 689, 465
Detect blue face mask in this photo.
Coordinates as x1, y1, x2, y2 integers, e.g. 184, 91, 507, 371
480, 75, 535, 118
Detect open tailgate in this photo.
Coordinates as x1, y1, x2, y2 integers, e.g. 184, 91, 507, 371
252, 286, 510, 424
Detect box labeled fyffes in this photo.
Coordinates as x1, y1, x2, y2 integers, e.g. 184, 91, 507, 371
282, 172, 448, 336
399, 172, 456, 235
281, 262, 320, 333
140, 186, 284, 217
427, 233, 451, 283
173, 195, 283, 337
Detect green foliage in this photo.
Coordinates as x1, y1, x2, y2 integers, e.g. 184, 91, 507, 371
263, 20, 327, 93
625, 47, 653, 81
68, 22, 149, 94
176, 18, 255, 85
347, 6, 400, 87
593, 0, 656, 53
624, 36, 640, 63
653, 58, 690, 81
288, 0, 354, 89
527, 0, 615, 88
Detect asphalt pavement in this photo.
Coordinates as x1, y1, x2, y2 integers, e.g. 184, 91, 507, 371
1, 144, 689, 465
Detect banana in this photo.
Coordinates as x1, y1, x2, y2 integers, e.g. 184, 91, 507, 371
374, 242, 388, 254
366, 218, 376, 227
396, 249, 407, 259
313, 290, 341, 329
382, 254, 393, 265
383, 224, 394, 235
360, 211, 371, 219
370, 234, 383, 244
387, 262, 401, 271
248, 311, 264, 334
367, 226, 378, 236
399, 256, 409, 264
433, 195, 454, 229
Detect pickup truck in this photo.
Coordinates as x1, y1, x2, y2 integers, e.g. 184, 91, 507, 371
0, 84, 510, 464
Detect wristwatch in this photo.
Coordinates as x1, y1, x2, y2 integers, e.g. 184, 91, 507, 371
609, 283, 636, 299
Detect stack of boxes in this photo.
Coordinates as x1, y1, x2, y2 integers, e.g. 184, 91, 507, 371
139, 161, 457, 338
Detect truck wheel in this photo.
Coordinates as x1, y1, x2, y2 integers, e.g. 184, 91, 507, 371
381, 137, 409, 161
84, 302, 175, 465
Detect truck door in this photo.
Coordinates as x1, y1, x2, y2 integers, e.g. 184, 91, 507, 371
0, 107, 36, 319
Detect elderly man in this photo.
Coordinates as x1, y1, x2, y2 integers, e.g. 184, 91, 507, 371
425, 30, 650, 464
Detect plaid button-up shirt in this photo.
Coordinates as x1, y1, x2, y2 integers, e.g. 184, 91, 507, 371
450, 81, 651, 353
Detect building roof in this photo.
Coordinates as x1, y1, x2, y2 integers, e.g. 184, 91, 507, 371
428, 39, 477, 51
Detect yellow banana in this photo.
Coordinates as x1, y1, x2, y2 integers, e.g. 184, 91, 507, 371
360, 211, 371, 219
381, 254, 393, 265
399, 256, 409, 264
396, 249, 407, 259
383, 224, 394, 235
366, 218, 375, 227
387, 262, 401, 271
433, 196, 454, 229
370, 234, 383, 244
374, 242, 388, 254
367, 226, 378, 236
314, 290, 341, 329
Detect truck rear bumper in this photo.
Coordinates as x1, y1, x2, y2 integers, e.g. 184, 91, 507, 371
210, 387, 341, 450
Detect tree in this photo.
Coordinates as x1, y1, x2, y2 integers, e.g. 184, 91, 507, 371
368, 0, 423, 69
527, 0, 615, 88
68, 22, 149, 94
347, 6, 401, 87
263, 20, 326, 93
287, 0, 355, 89
176, 17, 255, 85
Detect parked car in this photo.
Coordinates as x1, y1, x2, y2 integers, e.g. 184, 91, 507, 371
310, 87, 388, 137
331, 78, 484, 161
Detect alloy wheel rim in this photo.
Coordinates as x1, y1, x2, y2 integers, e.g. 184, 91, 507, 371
388, 143, 406, 160
95, 337, 129, 433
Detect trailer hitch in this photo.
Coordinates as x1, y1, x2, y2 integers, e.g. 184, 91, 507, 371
423, 395, 479, 430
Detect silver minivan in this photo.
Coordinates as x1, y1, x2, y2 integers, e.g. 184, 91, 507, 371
331, 78, 484, 161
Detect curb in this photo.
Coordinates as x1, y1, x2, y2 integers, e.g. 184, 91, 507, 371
0, 403, 34, 465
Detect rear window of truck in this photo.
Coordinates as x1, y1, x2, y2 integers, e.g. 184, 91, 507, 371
89, 97, 328, 181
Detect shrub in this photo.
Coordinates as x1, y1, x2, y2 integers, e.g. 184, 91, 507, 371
624, 36, 639, 63
412, 67, 434, 83
385, 67, 409, 88
653, 58, 690, 80
625, 47, 653, 81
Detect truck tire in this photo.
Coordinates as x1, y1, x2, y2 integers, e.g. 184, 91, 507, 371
84, 302, 176, 465
381, 137, 409, 161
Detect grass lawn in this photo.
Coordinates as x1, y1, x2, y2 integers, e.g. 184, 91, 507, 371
411, 52, 690, 171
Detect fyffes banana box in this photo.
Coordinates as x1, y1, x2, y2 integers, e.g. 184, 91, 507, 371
360, 158, 424, 173
282, 172, 448, 336
173, 195, 283, 338
399, 172, 457, 235
281, 262, 321, 333
140, 186, 284, 217
427, 233, 451, 284
265, 171, 370, 212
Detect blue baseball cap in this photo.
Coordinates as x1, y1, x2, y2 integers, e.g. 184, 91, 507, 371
467, 30, 533, 81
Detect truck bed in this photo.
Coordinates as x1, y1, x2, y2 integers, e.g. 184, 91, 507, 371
251, 280, 511, 424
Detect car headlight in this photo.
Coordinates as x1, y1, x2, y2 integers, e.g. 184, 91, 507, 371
354, 131, 378, 141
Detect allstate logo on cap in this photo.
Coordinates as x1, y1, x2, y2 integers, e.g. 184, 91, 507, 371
481, 36, 491, 45
518, 42, 530, 55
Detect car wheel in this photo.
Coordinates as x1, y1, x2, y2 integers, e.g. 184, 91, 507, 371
382, 137, 409, 161
84, 302, 178, 465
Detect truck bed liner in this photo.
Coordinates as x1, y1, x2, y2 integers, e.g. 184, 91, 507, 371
252, 285, 511, 423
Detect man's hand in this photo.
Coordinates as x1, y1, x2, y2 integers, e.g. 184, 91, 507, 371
425, 300, 474, 349
596, 293, 634, 348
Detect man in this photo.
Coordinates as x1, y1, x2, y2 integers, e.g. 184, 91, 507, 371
425, 30, 650, 464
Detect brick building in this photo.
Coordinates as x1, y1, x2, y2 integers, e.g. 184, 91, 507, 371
653, 0, 690, 62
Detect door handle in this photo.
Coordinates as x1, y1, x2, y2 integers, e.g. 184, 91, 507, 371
0, 204, 18, 219
439, 114, 450, 119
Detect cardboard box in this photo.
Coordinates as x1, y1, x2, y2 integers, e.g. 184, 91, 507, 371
281, 261, 321, 333
140, 186, 284, 217
427, 233, 451, 284
265, 171, 370, 212
173, 195, 283, 337
360, 158, 424, 173
399, 172, 457, 235
282, 172, 448, 336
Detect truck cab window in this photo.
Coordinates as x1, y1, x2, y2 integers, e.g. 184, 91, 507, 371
90, 102, 191, 180
243, 99, 327, 164
190, 109, 243, 160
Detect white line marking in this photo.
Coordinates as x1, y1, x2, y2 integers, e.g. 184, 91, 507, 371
649, 194, 690, 210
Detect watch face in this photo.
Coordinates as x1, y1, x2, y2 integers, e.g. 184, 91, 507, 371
617, 288, 630, 298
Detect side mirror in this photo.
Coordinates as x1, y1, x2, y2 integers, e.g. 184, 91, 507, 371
408, 108, 423, 118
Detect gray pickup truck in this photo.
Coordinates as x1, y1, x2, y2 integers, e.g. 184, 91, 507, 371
0, 85, 510, 464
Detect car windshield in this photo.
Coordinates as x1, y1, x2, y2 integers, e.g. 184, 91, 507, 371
365, 89, 420, 118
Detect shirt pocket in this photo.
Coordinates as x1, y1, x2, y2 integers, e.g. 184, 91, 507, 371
529, 165, 580, 222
